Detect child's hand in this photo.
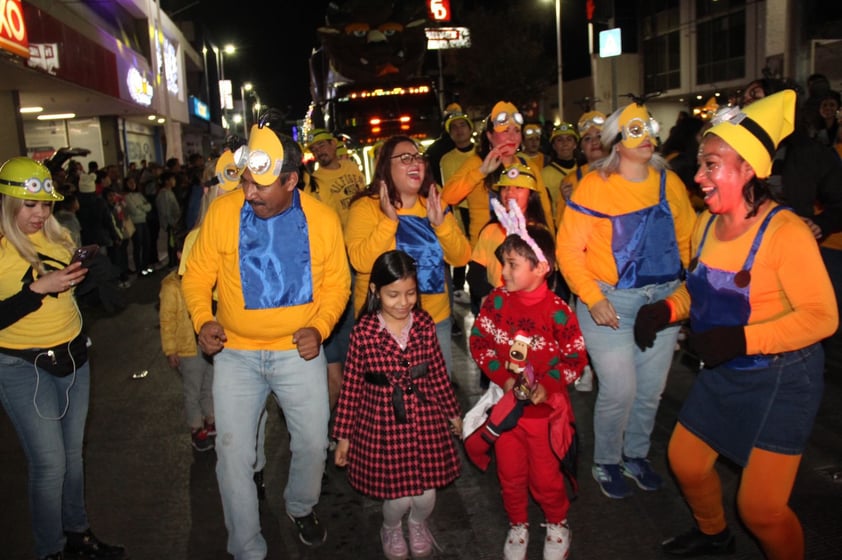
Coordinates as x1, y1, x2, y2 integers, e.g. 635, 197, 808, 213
530, 383, 547, 405
449, 416, 463, 437
334, 438, 350, 467
502, 377, 516, 393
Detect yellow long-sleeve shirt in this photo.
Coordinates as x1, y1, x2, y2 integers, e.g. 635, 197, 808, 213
667, 205, 838, 356
344, 194, 471, 323
182, 189, 350, 350
555, 167, 696, 308
441, 154, 556, 245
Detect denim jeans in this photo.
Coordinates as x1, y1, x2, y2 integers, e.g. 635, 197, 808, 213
576, 280, 681, 465
213, 347, 329, 560
0, 353, 91, 558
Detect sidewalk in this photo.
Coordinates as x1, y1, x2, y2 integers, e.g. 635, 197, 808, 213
2, 273, 841, 559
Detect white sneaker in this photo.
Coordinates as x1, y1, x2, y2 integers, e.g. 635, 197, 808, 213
575, 365, 594, 392
453, 289, 471, 305
504, 523, 529, 560
542, 520, 571, 560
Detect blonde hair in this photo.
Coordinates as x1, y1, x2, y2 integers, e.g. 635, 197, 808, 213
0, 196, 75, 274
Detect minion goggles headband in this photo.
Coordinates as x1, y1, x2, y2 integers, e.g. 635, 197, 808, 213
710, 106, 776, 159
0, 176, 57, 197
614, 117, 660, 145
490, 110, 524, 130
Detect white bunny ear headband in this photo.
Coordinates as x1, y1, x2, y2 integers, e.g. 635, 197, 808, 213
490, 198, 548, 264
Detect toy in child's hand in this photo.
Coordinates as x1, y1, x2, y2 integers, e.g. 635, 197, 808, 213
512, 362, 536, 401
506, 333, 536, 400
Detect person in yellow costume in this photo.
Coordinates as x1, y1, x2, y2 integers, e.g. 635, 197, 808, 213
633, 90, 838, 559
344, 135, 471, 378
554, 111, 606, 225
542, 122, 579, 220
182, 110, 351, 556
520, 123, 547, 169
442, 101, 556, 247
556, 100, 696, 501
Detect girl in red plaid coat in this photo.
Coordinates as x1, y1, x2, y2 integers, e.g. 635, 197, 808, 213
333, 250, 463, 560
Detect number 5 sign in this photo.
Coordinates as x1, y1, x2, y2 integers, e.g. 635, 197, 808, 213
428, 0, 451, 22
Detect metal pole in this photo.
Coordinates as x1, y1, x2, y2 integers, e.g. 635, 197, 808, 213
555, 0, 564, 120
240, 84, 248, 139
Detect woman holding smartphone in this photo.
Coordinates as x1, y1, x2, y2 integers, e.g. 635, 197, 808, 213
0, 157, 126, 560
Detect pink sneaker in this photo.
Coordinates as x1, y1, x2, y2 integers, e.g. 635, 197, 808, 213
380, 522, 408, 560
407, 519, 440, 558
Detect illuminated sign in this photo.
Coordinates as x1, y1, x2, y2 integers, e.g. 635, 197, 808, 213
599, 28, 622, 58
155, 29, 180, 95
0, 0, 29, 58
427, 0, 451, 22
127, 67, 153, 106
28, 43, 59, 74
343, 85, 431, 100
190, 96, 210, 121
425, 27, 470, 50
219, 80, 233, 110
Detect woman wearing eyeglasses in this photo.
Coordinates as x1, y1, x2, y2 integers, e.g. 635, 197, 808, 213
345, 135, 471, 377
555, 102, 696, 500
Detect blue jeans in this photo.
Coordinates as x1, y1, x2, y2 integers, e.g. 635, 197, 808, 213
0, 354, 91, 558
576, 280, 681, 465
213, 348, 329, 560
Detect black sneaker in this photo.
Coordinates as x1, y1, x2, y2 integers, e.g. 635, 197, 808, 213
64, 529, 126, 559
287, 511, 327, 546
662, 527, 735, 557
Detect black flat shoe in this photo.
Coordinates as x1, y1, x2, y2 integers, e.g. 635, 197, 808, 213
64, 529, 126, 559
662, 527, 735, 557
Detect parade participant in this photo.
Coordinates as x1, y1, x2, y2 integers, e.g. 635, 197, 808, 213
520, 123, 547, 169
555, 100, 696, 499
638, 90, 838, 559
0, 157, 126, 560
345, 135, 471, 378
541, 122, 579, 217
469, 202, 586, 560
442, 101, 556, 250
466, 162, 551, 306
182, 111, 351, 558
554, 111, 607, 224
439, 109, 475, 307
333, 250, 462, 560
304, 128, 365, 411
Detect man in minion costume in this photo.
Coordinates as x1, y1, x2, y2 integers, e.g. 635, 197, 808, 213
182, 111, 350, 558
542, 122, 580, 221
440, 109, 475, 306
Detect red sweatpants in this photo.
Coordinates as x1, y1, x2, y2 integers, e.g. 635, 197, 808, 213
496, 415, 569, 525
668, 423, 805, 560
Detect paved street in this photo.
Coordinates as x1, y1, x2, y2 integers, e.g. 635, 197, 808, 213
2, 270, 842, 560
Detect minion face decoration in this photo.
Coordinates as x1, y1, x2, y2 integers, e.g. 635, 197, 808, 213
233, 123, 286, 186
617, 104, 660, 149
213, 149, 243, 192
495, 163, 538, 192
0, 157, 63, 202
577, 111, 606, 135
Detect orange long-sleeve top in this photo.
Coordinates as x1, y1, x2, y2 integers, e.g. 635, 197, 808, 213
441, 154, 556, 245
555, 167, 696, 308
667, 204, 838, 356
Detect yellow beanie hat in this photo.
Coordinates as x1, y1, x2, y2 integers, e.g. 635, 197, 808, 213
706, 89, 795, 179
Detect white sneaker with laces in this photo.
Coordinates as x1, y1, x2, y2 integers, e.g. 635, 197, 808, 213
504, 523, 529, 560
575, 365, 594, 392
542, 520, 571, 560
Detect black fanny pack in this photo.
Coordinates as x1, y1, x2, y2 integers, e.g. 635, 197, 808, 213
0, 333, 89, 377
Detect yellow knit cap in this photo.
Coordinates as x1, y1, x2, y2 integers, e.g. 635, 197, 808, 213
705, 89, 795, 179
489, 101, 523, 132
577, 111, 606, 134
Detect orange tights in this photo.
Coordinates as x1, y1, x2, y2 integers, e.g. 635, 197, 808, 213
668, 423, 804, 560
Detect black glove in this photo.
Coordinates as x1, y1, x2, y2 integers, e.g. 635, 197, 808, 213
688, 326, 746, 368
633, 301, 672, 350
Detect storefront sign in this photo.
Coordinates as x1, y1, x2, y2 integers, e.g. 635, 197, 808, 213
425, 27, 470, 50
28, 43, 59, 74
0, 0, 29, 58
